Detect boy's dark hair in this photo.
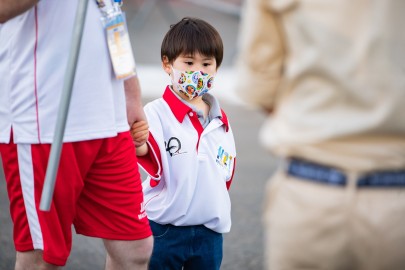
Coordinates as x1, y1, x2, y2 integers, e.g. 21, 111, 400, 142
161, 17, 224, 68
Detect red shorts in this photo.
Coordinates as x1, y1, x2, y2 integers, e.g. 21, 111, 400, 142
0, 132, 151, 266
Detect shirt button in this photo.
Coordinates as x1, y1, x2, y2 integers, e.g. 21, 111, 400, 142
189, 112, 194, 117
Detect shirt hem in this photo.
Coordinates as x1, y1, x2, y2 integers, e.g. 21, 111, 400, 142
12, 126, 129, 144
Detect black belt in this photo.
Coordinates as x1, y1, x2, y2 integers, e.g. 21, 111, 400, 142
287, 158, 405, 187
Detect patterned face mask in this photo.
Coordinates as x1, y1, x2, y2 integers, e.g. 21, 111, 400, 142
171, 67, 215, 100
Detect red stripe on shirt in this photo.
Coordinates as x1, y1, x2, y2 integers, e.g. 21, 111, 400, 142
137, 132, 162, 187
226, 157, 236, 190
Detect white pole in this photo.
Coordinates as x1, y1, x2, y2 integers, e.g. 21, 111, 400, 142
40, 0, 89, 211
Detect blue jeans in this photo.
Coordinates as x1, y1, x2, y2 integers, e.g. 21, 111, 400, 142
148, 220, 223, 270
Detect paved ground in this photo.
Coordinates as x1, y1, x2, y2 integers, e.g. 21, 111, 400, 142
0, 1, 280, 269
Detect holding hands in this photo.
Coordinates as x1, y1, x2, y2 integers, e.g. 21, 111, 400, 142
131, 121, 149, 156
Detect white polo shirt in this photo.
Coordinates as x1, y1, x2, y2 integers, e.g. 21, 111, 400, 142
0, 1, 128, 144
138, 86, 237, 233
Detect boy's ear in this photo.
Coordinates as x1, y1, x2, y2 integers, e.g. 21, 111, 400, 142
162, 56, 171, 75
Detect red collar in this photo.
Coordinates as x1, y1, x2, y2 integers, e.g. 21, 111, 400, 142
220, 109, 229, 132
163, 86, 230, 132
163, 86, 192, 123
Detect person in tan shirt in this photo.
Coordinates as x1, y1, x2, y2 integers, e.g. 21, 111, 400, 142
236, 0, 405, 269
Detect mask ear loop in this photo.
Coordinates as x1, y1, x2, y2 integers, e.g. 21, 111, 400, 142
169, 66, 180, 93
170, 65, 176, 74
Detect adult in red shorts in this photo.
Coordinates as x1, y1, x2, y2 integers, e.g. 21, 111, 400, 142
0, 1, 153, 269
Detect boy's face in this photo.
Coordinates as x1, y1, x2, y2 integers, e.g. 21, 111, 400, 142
164, 52, 217, 76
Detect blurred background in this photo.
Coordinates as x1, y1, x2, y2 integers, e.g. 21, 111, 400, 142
0, 1, 278, 269
127, 0, 245, 104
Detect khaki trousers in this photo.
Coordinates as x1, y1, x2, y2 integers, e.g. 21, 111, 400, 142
264, 170, 405, 270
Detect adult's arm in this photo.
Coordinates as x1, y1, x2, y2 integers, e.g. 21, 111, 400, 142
235, 0, 286, 113
0, 0, 39, 23
125, 75, 148, 145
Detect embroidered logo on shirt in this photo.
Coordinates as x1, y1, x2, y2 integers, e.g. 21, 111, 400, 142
165, 137, 187, 157
138, 202, 147, 220
216, 146, 234, 172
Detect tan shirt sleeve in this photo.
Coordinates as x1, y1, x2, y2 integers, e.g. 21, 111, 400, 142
235, 0, 286, 112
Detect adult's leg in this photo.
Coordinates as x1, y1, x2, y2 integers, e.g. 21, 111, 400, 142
0, 142, 62, 269
0, 140, 93, 268
15, 251, 60, 270
263, 170, 352, 270
353, 186, 405, 270
103, 236, 153, 270
74, 133, 153, 269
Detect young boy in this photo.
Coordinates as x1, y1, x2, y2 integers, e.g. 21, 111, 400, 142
131, 17, 237, 270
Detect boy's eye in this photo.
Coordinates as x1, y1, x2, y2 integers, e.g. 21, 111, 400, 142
185, 61, 193, 66
203, 63, 211, 67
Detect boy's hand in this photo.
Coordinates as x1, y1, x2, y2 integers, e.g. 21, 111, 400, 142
131, 121, 149, 147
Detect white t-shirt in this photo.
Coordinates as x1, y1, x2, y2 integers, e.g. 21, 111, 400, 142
0, 1, 129, 144
139, 87, 237, 234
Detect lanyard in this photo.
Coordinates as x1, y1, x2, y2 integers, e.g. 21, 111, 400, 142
94, 0, 136, 80
95, 0, 122, 8
95, 0, 123, 16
